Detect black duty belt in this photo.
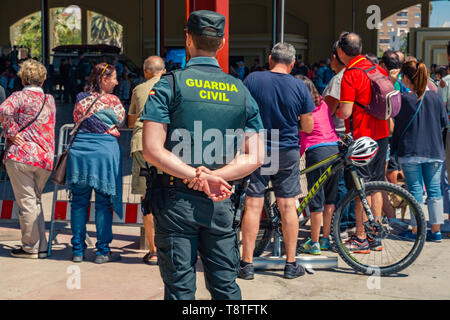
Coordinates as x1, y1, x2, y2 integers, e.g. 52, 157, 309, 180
153, 174, 188, 188
152, 173, 242, 190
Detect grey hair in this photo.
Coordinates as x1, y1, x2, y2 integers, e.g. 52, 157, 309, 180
144, 56, 165, 73
270, 42, 296, 65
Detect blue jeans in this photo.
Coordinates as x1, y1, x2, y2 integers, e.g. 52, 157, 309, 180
402, 161, 444, 227
70, 184, 113, 256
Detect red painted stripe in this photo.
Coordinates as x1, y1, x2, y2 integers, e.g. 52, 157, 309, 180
125, 203, 138, 224
1, 200, 14, 219
87, 202, 92, 221
54, 201, 68, 220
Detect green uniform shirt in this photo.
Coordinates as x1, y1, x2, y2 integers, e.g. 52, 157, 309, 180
141, 56, 263, 168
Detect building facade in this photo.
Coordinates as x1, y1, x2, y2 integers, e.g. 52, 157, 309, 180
0, 0, 433, 67
378, 4, 422, 53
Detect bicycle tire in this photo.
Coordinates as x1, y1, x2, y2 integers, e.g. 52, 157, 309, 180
331, 181, 426, 276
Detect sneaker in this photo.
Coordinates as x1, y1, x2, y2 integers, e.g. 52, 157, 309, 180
72, 255, 84, 263
367, 234, 383, 251
319, 237, 332, 251
398, 230, 417, 241
344, 235, 370, 254
283, 262, 305, 279
302, 238, 321, 255
10, 247, 38, 259
238, 262, 254, 280
426, 230, 442, 242
94, 252, 121, 264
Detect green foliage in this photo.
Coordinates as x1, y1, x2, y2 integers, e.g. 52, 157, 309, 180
13, 7, 82, 60
53, 8, 82, 46
16, 13, 42, 59
90, 13, 122, 47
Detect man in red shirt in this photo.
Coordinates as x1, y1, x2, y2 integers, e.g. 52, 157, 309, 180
336, 32, 389, 253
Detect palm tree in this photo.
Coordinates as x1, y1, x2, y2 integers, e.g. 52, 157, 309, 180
16, 13, 42, 59
90, 13, 122, 48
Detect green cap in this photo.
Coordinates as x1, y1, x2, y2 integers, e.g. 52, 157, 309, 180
187, 10, 225, 37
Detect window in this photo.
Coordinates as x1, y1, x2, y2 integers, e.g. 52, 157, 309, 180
387, 22, 393, 26
397, 21, 408, 25
397, 12, 408, 17
415, 13, 421, 18
379, 39, 390, 44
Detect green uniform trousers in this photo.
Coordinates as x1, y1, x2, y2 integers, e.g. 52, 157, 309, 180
150, 185, 242, 300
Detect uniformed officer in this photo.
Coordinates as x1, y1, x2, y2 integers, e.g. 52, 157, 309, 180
141, 10, 265, 300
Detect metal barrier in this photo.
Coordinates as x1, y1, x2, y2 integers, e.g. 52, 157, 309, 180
0, 131, 18, 221
2, 122, 337, 269
47, 124, 143, 255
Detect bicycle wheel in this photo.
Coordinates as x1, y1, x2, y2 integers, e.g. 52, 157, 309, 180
331, 181, 426, 276
252, 200, 274, 257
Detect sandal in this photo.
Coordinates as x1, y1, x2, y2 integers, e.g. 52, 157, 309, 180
143, 251, 158, 265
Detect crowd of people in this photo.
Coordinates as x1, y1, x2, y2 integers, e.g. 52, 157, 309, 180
1, 8, 450, 300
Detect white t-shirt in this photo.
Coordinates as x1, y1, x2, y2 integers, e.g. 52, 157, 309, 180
322, 69, 345, 133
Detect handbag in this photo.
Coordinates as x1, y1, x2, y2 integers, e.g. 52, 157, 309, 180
51, 94, 103, 185
0, 94, 47, 171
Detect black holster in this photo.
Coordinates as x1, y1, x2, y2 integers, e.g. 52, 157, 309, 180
232, 179, 250, 228
140, 165, 157, 216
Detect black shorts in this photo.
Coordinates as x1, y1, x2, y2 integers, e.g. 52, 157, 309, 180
247, 148, 301, 198
305, 145, 340, 212
345, 137, 388, 188
387, 138, 401, 172
387, 154, 401, 172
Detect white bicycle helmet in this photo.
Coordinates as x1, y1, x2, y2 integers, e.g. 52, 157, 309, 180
347, 137, 379, 167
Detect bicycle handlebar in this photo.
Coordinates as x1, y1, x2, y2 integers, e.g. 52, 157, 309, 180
338, 133, 354, 148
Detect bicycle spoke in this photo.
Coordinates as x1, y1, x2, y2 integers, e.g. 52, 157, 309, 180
332, 181, 426, 275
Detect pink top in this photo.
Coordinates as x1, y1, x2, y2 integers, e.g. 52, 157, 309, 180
0, 87, 56, 171
299, 99, 339, 156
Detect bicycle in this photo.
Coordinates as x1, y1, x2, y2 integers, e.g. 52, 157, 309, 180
232, 134, 426, 276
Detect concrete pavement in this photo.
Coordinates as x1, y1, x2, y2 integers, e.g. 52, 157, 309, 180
1, 220, 449, 300
1, 102, 450, 300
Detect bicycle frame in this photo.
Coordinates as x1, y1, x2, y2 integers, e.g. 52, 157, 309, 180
297, 153, 343, 213
296, 150, 377, 227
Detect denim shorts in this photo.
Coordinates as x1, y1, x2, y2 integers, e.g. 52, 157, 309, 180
247, 148, 301, 198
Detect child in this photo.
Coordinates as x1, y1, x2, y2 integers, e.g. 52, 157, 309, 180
296, 75, 341, 255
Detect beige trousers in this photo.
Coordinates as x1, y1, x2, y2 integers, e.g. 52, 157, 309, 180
5, 159, 51, 253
